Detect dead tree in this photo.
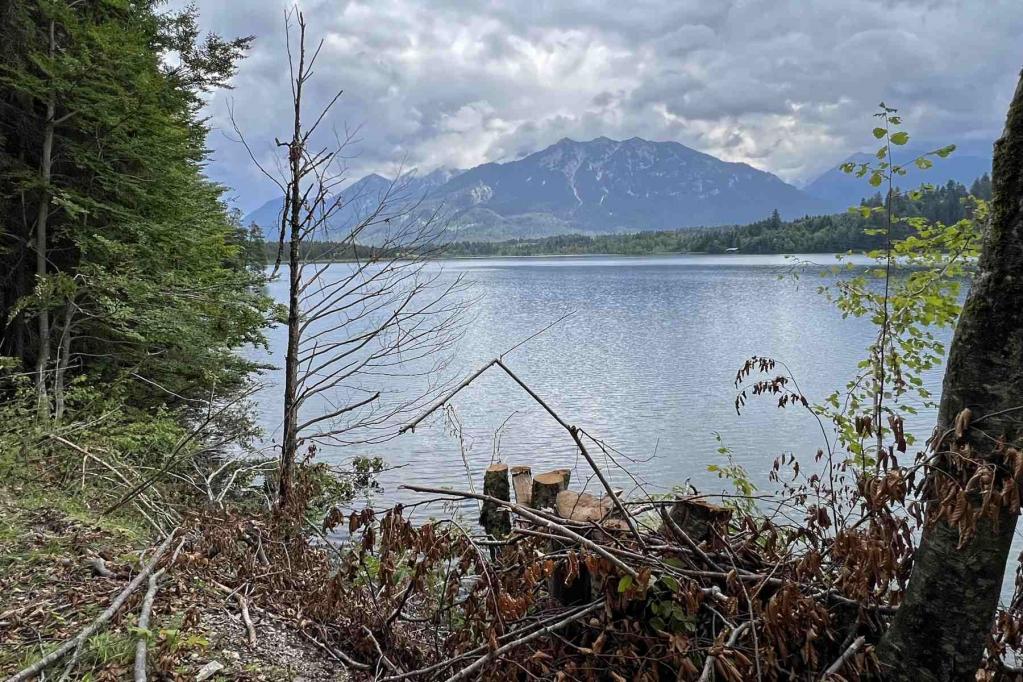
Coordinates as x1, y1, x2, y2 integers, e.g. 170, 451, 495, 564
877, 70, 1023, 680
236, 10, 468, 507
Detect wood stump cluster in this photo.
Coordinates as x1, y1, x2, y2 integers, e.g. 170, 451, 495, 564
478, 462, 731, 606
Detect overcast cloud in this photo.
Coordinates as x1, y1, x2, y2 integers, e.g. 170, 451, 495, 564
176, 0, 1023, 212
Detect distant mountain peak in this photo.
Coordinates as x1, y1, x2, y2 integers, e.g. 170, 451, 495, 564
245, 136, 831, 242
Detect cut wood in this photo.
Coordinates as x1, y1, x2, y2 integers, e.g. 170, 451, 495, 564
668, 498, 732, 544
479, 463, 511, 538
510, 465, 532, 506
555, 490, 612, 523
531, 469, 570, 510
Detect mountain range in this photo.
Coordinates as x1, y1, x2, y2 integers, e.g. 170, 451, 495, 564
244, 136, 992, 243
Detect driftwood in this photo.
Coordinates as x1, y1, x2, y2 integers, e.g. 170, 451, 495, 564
479, 463, 511, 538
7, 529, 180, 682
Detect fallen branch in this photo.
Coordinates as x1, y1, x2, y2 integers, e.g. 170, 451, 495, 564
133, 570, 163, 682
7, 529, 180, 682
399, 357, 647, 547
442, 600, 605, 682
402, 484, 638, 578
237, 592, 257, 647
822, 635, 866, 678
299, 628, 371, 671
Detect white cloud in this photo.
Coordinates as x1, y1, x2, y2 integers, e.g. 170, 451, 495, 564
178, 0, 1023, 210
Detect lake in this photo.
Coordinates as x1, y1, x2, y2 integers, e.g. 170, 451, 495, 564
248, 253, 948, 510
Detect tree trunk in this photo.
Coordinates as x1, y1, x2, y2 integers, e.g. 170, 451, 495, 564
877, 71, 1023, 681
34, 20, 56, 416
53, 304, 73, 422
278, 42, 306, 507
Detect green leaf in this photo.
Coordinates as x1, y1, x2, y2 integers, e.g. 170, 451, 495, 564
661, 575, 681, 592
618, 575, 634, 593
891, 131, 910, 145
869, 171, 884, 187
914, 157, 933, 170
936, 144, 956, 158
873, 127, 886, 139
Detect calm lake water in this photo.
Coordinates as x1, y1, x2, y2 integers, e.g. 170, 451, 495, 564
248, 253, 1023, 602
249, 254, 949, 508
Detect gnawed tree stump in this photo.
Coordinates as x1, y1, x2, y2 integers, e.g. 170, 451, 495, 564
479, 463, 511, 538
668, 498, 731, 545
511, 466, 532, 507
531, 469, 571, 510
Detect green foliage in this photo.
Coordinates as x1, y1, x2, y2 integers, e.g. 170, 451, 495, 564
1, 2, 271, 442
705, 432, 757, 514
820, 104, 984, 461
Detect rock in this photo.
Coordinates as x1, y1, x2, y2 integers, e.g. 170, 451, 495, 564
196, 660, 225, 681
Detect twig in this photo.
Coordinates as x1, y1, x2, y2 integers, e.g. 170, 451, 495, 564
402, 484, 638, 578
442, 600, 605, 682
298, 629, 371, 671
697, 621, 750, 682
7, 529, 179, 682
363, 625, 399, 674
400, 357, 647, 547
822, 635, 866, 678
237, 592, 257, 647
659, 505, 724, 572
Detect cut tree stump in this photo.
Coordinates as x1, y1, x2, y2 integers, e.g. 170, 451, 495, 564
531, 469, 571, 511
479, 463, 511, 538
555, 490, 613, 523
511, 466, 532, 507
668, 498, 732, 544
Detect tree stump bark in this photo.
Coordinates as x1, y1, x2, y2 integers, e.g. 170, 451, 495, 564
531, 469, 570, 510
668, 498, 732, 545
479, 463, 510, 538
511, 465, 532, 507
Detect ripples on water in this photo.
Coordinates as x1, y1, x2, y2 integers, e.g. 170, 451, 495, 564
249, 254, 949, 511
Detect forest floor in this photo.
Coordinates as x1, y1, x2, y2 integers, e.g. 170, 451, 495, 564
0, 483, 347, 681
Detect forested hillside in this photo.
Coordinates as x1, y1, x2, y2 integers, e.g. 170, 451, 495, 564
441, 176, 992, 257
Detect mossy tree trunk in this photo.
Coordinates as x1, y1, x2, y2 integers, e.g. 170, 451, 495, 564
877, 71, 1023, 681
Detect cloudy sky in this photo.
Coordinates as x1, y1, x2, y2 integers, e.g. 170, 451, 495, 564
179, 0, 1023, 212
